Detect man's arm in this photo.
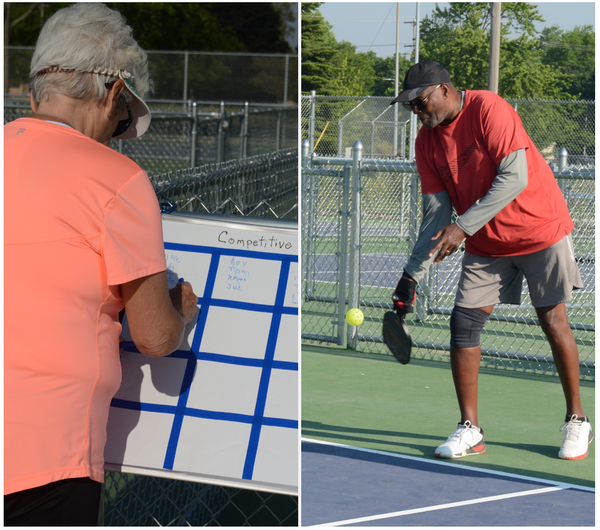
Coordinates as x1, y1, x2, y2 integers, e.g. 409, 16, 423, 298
428, 148, 528, 261
392, 190, 452, 317
403, 190, 453, 282
455, 148, 528, 235
121, 271, 198, 357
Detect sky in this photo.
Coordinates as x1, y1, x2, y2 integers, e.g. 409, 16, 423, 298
286, 2, 299, 52
319, 2, 596, 58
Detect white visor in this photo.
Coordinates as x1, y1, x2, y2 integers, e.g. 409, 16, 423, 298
114, 69, 151, 139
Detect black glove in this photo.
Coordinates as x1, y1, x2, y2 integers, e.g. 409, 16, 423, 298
392, 273, 417, 319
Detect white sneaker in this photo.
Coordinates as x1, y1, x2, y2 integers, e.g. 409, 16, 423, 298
435, 420, 486, 458
559, 415, 593, 460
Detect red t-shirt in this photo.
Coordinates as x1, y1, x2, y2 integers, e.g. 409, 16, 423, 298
5, 118, 167, 494
415, 90, 573, 256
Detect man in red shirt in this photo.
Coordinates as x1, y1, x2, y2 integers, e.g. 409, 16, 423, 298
390, 60, 592, 460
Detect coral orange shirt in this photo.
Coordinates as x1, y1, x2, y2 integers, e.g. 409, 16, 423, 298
415, 90, 573, 256
4, 118, 167, 495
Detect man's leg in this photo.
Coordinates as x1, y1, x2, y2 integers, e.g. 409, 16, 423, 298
435, 304, 493, 458
450, 304, 495, 428
536, 302, 593, 459
535, 303, 584, 418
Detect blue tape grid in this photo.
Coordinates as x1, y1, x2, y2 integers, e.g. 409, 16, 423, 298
111, 241, 298, 481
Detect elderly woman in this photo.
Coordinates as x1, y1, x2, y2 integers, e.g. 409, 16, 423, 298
4, 4, 198, 525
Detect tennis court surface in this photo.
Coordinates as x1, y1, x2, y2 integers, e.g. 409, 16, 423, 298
301, 346, 594, 526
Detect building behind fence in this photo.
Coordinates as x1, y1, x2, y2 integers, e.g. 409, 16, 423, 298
103, 148, 298, 525
301, 93, 595, 381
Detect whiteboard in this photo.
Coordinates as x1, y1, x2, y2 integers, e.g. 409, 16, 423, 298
105, 213, 299, 495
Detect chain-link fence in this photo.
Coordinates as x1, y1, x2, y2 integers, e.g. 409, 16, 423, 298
5, 47, 298, 175
301, 142, 594, 381
151, 147, 298, 218
301, 94, 595, 165
103, 150, 299, 525
5, 47, 298, 105
4, 101, 297, 176
101, 473, 298, 526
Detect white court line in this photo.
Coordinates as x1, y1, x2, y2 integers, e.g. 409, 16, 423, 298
308, 486, 564, 527
302, 437, 595, 492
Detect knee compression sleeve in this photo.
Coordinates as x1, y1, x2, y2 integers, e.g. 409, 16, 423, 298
450, 306, 490, 348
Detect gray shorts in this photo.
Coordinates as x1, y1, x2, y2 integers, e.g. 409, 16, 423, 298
455, 235, 583, 309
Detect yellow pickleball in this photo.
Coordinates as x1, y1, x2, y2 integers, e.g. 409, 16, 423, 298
346, 308, 364, 326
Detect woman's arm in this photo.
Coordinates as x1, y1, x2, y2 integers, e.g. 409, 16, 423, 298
121, 271, 198, 357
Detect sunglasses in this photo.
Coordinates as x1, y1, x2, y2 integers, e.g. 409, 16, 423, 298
402, 84, 442, 111
105, 81, 133, 137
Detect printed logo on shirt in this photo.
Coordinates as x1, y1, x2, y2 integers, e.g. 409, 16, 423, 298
16, 128, 27, 135
435, 134, 484, 183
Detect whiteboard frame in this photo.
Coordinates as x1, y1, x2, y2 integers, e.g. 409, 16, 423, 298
105, 212, 299, 496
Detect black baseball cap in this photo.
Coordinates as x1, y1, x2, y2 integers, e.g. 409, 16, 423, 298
390, 60, 452, 104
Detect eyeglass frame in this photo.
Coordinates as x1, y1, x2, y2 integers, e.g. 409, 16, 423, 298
105, 80, 133, 137
402, 84, 442, 112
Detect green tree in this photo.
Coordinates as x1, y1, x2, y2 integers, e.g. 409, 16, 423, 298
4, 3, 294, 52
5, 3, 69, 46
370, 54, 414, 97
327, 44, 377, 96
540, 25, 595, 100
301, 2, 340, 94
419, 2, 573, 99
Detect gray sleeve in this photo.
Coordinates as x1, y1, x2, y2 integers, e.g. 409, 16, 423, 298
404, 190, 453, 283
455, 148, 528, 236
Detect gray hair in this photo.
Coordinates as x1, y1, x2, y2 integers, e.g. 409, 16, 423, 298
30, 3, 151, 106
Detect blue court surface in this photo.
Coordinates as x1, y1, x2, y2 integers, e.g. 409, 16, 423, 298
301, 439, 595, 526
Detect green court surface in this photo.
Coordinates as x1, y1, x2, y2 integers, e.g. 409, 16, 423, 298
302, 345, 595, 489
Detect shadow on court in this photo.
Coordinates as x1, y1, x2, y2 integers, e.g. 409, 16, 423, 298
302, 346, 595, 525
302, 420, 592, 488
301, 440, 595, 527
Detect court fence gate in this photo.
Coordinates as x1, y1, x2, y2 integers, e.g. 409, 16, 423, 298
101, 151, 298, 526
301, 140, 595, 381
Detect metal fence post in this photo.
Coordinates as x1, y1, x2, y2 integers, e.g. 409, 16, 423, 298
337, 163, 351, 347
281, 107, 287, 149
370, 122, 375, 157
276, 110, 282, 152
217, 101, 225, 163
240, 102, 249, 159
283, 54, 289, 105
183, 51, 189, 112
409, 114, 417, 161
337, 122, 343, 156
190, 101, 198, 167
347, 141, 363, 349
301, 140, 315, 299
558, 147, 568, 195
309, 90, 316, 152
408, 169, 421, 317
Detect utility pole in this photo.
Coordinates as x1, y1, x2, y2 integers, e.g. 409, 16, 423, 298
488, 3, 501, 93
394, 3, 399, 156
407, 3, 420, 160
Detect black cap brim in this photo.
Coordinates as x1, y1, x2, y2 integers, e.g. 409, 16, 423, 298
390, 86, 429, 105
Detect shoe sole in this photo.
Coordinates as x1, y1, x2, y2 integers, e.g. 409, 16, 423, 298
559, 434, 593, 460
561, 450, 588, 460
435, 444, 486, 459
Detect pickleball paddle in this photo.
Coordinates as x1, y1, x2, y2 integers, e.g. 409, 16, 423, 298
382, 311, 412, 365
